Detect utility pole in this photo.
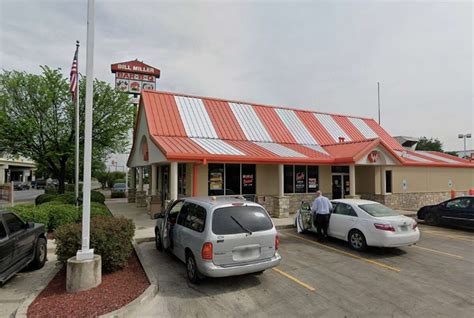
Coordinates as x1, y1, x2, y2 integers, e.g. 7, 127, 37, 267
75, 41, 80, 206
377, 82, 381, 125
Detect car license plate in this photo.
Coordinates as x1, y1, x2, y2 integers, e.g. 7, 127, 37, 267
400, 225, 408, 231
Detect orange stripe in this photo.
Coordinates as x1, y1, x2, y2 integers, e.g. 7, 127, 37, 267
253, 105, 296, 143
333, 116, 365, 141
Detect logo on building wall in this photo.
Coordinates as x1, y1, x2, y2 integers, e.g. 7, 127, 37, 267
367, 151, 380, 163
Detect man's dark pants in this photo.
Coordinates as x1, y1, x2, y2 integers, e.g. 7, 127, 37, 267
314, 213, 330, 241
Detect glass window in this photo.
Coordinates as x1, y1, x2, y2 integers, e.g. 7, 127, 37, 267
183, 203, 206, 232
385, 170, 392, 193
178, 163, 186, 196
0, 222, 6, 239
168, 201, 184, 224
295, 165, 306, 193
284, 165, 294, 194
212, 206, 273, 235
333, 203, 357, 217
4, 213, 25, 234
307, 166, 319, 193
446, 198, 471, 210
208, 164, 224, 196
225, 164, 240, 195
331, 166, 349, 173
359, 203, 398, 217
241, 164, 256, 195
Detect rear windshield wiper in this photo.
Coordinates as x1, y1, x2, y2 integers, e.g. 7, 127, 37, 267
230, 216, 252, 235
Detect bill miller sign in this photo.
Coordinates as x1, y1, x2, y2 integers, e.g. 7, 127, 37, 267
111, 59, 160, 103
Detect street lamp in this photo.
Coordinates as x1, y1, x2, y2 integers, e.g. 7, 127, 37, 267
458, 133, 472, 158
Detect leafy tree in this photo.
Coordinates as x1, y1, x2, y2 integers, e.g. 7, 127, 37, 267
0, 67, 134, 193
416, 137, 443, 152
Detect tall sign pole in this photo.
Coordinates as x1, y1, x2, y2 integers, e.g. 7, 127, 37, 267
377, 82, 381, 125
77, 0, 95, 261
75, 41, 80, 206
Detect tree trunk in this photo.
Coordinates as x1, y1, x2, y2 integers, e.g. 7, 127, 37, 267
58, 160, 67, 194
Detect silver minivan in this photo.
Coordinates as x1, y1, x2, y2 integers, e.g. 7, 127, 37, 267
154, 196, 281, 283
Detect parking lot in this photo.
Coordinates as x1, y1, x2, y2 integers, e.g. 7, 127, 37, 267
135, 223, 474, 317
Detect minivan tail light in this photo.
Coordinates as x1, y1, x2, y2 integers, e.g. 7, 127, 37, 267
201, 242, 213, 260
275, 234, 280, 251
374, 223, 395, 232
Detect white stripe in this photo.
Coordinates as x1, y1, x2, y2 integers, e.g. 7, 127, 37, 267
415, 151, 460, 164
175, 96, 218, 138
303, 144, 329, 155
229, 103, 272, 142
314, 113, 351, 142
348, 117, 378, 139
395, 151, 432, 163
255, 142, 306, 158
275, 109, 318, 145
191, 138, 244, 155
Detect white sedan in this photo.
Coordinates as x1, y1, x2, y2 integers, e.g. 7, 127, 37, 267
296, 199, 420, 251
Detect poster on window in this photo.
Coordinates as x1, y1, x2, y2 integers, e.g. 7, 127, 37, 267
295, 171, 305, 190
242, 174, 254, 188
209, 172, 223, 190
308, 178, 318, 189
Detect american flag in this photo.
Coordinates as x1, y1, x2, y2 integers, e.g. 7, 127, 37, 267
70, 41, 79, 101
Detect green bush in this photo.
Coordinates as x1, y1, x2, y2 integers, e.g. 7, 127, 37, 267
45, 185, 57, 194
90, 202, 111, 218
36, 191, 105, 206
111, 191, 126, 198
35, 194, 57, 206
55, 216, 135, 272
40, 203, 79, 231
11, 204, 49, 226
90, 191, 105, 204
64, 183, 83, 193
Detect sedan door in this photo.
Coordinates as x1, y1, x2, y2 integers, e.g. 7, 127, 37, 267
328, 203, 358, 239
0, 220, 14, 274
438, 198, 472, 226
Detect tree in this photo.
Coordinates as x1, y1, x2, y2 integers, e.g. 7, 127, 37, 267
0, 67, 134, 193
416, 137, 443, 152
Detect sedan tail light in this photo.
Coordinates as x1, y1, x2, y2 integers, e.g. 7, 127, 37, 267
275, 234, 280, 251
201, 242, 213, 260
413, 221, 418, 229
374, 223, 395, 232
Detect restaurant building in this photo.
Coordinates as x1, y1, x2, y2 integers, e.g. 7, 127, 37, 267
127, 90, 474, 217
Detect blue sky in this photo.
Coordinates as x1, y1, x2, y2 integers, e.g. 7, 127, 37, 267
1, 0, 472, 163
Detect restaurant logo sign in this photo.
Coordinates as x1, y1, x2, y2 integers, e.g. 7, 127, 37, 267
111, 60, 160, 102
367, 151, 380, 163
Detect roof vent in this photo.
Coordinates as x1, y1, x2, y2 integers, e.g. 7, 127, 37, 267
338, 137, 345, 143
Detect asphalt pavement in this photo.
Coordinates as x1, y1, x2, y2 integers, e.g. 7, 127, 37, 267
132, 224, 474, 318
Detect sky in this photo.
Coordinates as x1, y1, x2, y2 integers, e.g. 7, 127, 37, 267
0, 0, 472, 169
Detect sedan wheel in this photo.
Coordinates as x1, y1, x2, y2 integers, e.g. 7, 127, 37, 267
349, 230, 367, 251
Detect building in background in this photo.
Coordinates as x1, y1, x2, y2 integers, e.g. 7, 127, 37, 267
394, 136, 419, 151
126, 91, 474, 216
0, 155, 36, 184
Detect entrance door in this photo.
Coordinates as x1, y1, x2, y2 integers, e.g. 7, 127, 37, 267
332, 174, 350, 199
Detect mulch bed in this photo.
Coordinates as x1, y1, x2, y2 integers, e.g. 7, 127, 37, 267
27, 251, 150, 318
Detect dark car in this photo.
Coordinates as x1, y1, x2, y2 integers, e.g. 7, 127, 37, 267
13, 181, 30, 191
417, 196, 474, 229
32, 179, 47, 189
0, 211, 47, 284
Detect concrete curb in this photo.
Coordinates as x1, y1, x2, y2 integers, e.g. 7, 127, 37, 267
14, 263, 62, 318
99, 240, 158, 318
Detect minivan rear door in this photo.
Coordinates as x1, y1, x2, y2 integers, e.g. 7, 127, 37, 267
211, 205, 276, 267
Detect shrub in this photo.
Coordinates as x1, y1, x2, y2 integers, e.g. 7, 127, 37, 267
64, 183, 83, 193
55, 216, 135, 272
111, 191, 126, 198
90, 190, 105, 204
35, 194, 57, 206
40, 203, 79, 231
89, 202, 111, 218
45, 185, 57, 194
11, 204, 49, 226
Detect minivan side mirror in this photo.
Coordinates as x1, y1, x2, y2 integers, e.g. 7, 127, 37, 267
152, 213, 164, 220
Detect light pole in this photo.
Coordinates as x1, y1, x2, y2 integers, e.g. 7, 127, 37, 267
458, 133, 472, 158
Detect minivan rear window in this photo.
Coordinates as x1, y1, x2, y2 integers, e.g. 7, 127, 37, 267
212, 206, 273, 235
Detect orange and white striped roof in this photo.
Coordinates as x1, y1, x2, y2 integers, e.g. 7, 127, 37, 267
130, 90, 473, 168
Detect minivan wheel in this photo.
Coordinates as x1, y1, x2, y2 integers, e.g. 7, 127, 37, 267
155, 230, 163, 251
186, 253, 200, 284
31, 237, 47, 269
348, 230, 367, 251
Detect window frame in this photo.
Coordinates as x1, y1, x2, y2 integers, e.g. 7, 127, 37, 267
0, 220, 7, 240
333, 203, 358, 217
284, 165, 319, 194
3, 213, 25, 235
208, 163, 256, 196
385, 170, 392, 194
182, 203, 207, 233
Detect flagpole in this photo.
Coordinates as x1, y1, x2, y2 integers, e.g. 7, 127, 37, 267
75, 40, 80, 207
77, 0, 95, 261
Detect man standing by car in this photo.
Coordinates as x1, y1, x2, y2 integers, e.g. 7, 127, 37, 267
311, 191, 332, 242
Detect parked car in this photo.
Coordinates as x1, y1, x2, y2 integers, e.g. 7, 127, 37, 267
296, 199, 420, 251
32, 179, 47, 189
154, 197, 281, 283
0, 210, 47, 284
112, 183, 127, 193
417, 196, 474, 229
13, 181, 30, 191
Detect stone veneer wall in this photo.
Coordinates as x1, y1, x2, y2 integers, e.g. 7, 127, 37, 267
135, 190, 147, 208
127, 189, 136, 203
360, 191, 468, 211
257, 193, 323, 217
